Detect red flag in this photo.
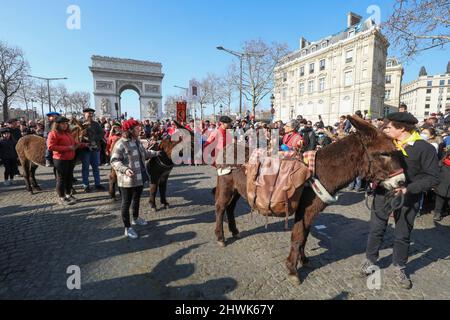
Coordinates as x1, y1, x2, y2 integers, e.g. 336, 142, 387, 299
176, 101, 187, 123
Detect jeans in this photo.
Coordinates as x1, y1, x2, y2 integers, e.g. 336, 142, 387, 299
53, 159, 75, 198
80, 149, 101, 187
348, 176, 362, 190
365, 191, 419, 268
119, 186, 144, 228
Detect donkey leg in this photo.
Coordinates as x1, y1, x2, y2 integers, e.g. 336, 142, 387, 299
285, 220, 307, 284
30, 164, 41, 191
215, 202, 227, 247
159, 172, 170, 209
108, 169, 117, 200
22, 160, 33, 194
149, 183, 158, 211
226, 192, 240, 239
214, 177, 235, 247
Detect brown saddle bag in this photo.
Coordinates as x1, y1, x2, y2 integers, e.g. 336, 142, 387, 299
245, 151, 311, 219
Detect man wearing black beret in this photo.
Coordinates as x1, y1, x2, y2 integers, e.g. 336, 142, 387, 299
79, 107, 105, 193
360, 112, 440, 289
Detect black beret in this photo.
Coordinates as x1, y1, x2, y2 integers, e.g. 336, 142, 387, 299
83, 108, 96, 113
55, 116, 70, 124
386, 112, 418, 125
0, 127, 11, 133
219, 116, 233, 124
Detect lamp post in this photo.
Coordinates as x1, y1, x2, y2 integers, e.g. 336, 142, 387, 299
216, 46, 243, 117
30, 99, 36, 121
270, 94, 275, 123
27, 75, 68, 113
216, 46, 264, 118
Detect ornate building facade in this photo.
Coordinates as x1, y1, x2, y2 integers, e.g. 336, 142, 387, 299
274, 12, 389, 125
400, 64, 450, 121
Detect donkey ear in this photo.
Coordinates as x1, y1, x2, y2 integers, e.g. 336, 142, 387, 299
347, 115, 377, 137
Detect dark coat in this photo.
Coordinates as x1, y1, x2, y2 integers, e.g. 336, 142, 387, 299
0, 138, 18, 160
434, 164, 450, 198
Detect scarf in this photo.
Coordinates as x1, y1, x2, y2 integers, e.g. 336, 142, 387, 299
393, 131, 422, 157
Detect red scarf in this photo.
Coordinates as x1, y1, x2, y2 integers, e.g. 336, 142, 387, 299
444, 158, 450, 167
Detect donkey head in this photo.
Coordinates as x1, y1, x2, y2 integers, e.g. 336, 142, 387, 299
347, 115, 404, 187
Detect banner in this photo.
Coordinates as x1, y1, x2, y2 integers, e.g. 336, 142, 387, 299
176, 101, 187, 123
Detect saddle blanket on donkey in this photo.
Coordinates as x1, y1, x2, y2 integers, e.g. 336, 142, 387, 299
245, 149, 312, 219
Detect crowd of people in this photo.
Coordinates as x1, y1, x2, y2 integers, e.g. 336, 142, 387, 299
1, 104, 449, 228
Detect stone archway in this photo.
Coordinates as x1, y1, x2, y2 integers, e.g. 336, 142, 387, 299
89, 55, 164, 120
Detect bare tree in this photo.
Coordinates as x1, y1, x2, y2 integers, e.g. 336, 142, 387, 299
203, 73, 222, 116
32, 82, 48, 119
384, 0, 450, 59
18, 78, 36, 120
70, 91, 91, 116
164, 95, 179, 119
0, 41, 29, 121
190, 78, 211, 120
219, 65, 238, 115
240, 39, 289, 117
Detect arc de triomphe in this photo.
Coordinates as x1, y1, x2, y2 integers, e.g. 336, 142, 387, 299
89, 55, 164, 120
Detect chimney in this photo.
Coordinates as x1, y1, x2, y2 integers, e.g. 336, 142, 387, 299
299, 37, 308, 49
347, 12, 362, 28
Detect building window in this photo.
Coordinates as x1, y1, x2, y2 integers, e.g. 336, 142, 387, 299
387, 60, 393, 67
309, 63, 315, 74
299, 66, 305, 77
448, 79, 450, 85
424, 111, 430, 116
299, 83, 305, 96
319, 78, 325, 92
348, 29, 355, 37
282, 87, 287, 100
426, 96, 431, 101
344, 71, 353, 86
283, 72, 287, 82
440, 80, 445, 86
308, 80, 314, 93
426, 88, 432, 94
363, 45, 368, 55
319, 59, 325, 71
425, 104, 430, 109
385, 90, 391, 101
290, 70, 295, 78
345, 49, 353, 63
311, 46, 316, 53
427, 80, 433, 86
385, 75, 391, 84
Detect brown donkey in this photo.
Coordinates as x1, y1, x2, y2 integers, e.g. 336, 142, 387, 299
15, 119, 88, 193
213, 116, 404, 283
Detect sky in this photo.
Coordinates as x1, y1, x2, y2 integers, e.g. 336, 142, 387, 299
0, 0, 448, 119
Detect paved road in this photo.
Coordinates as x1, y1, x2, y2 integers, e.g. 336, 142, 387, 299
0, 164, 449, 300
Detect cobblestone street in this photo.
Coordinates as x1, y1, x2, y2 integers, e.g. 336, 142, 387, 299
0, 164, 449, 300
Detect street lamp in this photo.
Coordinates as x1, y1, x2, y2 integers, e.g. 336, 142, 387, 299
217, 46, 244, 117
30, 99, 37, 121
27, 75, 68, 113
216, 46, 263, 117
270, 94, 275, 123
